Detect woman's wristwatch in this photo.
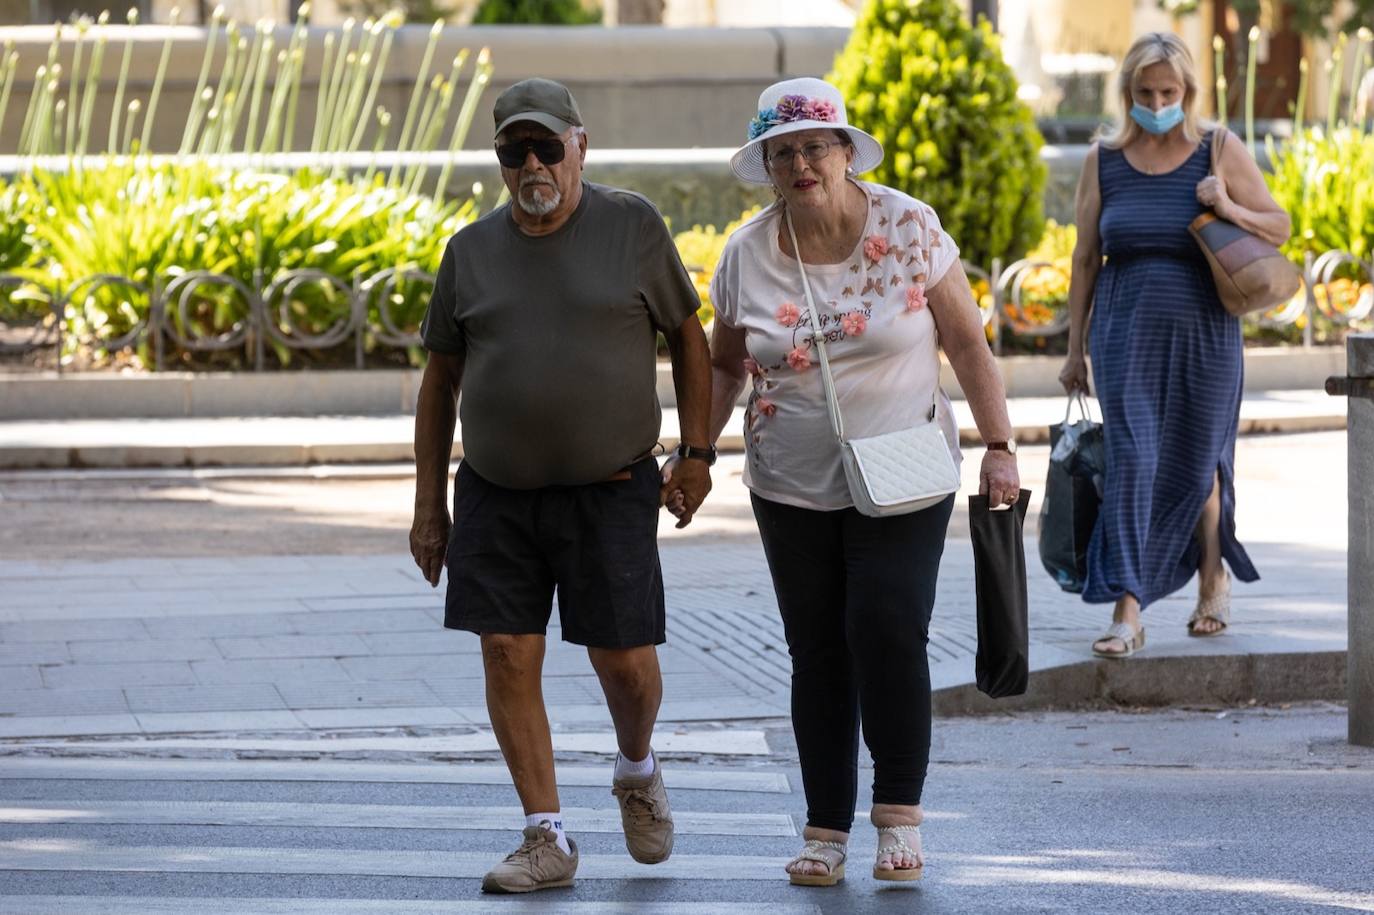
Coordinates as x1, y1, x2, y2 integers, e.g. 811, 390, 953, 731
676, 442, 718, 465
986, 439, 1017, 454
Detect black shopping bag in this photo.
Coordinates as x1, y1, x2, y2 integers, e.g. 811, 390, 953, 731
969, 490, 1031, 699
1039, 394, 1105, 593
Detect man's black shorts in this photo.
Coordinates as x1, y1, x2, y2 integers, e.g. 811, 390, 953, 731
444, 457, 666, 648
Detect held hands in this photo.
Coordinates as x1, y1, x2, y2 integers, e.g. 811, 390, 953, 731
1196, 175, 1231, 218
660, 454, 712, 529
409, 506, 451, 587
980, 449, 1021, 508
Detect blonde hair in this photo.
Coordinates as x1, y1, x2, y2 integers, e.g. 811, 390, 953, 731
1099, 32, 1216, 148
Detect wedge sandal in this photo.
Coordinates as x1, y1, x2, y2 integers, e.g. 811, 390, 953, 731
1092, 621, 1145, 659
873, 824, 923, 881
786, 838, 846, 887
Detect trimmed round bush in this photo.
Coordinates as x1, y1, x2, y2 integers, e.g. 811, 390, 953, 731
829, 0, 1047, 267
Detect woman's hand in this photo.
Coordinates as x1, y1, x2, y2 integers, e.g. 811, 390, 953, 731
1196, 174, 1232, 217
1059, 352, 1089, 394
979, 450, 1021, 507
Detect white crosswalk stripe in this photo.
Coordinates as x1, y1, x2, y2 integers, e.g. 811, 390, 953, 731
0, 757, 792, 793
1, 800, 798, 836
0, 899, 824, 915
0, 741, 804, 907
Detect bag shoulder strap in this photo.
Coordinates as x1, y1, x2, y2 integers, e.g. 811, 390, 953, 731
1210, 127, 1228, 178
783, 207, 847, 443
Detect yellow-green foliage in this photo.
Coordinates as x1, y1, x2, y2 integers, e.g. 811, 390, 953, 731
829, 0, 1046, 267
673, 205, 763, 324
1266, 127, 1374, 263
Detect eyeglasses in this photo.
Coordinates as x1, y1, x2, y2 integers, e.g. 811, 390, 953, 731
766, 139, 845, 169
495, 136, 569, 169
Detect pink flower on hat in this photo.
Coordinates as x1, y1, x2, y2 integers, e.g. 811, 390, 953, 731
841, 312, 867, 336
756, 397, 778, 417
863, 235, 890, 264
786, 344, 812, 372
906, 283, 927, 312
803, 99, 837, 123
775, 302, 801, 327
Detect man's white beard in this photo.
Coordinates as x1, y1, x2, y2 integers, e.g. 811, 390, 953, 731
517, 179, 561, 216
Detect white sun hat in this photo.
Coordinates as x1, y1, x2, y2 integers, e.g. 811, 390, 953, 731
730, 77, 884, 185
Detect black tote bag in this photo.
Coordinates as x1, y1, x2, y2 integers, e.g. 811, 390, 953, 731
1039, 394, 1105, 593
969, 490, 1031, 698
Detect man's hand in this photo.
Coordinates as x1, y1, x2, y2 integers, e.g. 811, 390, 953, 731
410, 505, 452, 587
659, 454, 712, 529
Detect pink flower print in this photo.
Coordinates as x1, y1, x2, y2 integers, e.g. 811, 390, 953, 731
743, 356, 762, 377
841, 312, 867, 336
906, 283, 927, 313
757, 397, 778, 417
786, 344, 812, 372
863, 235, 890, 264
775, 302, 801, 327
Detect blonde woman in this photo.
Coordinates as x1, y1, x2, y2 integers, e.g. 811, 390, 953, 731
1058, 33, 1290, 657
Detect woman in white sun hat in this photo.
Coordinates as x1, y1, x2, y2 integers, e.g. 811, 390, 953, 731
673, 77, 1018, 886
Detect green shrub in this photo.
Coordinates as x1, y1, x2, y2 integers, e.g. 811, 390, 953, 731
471, 0, 601, 24
829, 0, 1046, 267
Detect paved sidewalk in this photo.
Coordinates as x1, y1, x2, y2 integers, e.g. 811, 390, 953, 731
0, 433, 1349, 741
0, 389, 1346, 468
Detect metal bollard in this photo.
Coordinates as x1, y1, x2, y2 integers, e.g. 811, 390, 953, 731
1327, 332, 1374, 747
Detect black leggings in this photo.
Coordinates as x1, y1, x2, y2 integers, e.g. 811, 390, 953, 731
751, 492, 954, 833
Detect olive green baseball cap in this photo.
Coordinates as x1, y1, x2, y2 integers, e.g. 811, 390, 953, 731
493, 78, 584, 138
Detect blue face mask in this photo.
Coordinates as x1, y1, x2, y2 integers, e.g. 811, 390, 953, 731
1130, 102, 1185, 135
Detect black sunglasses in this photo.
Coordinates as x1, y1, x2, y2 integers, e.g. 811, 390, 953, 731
495, 137, 568, 169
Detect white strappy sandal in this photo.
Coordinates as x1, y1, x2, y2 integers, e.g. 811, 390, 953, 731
1092, 621, 1145, 659
786, 838, 847, 887
1188, 571, 1232, 637
873, 824, 924, 881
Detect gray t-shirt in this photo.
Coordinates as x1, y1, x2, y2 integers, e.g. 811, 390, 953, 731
421, 182, 699, 489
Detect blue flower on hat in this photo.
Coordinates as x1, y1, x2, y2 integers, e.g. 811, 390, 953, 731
748, 107, 781, 140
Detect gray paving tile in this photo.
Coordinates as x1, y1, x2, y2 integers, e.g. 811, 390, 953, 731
275, 679, 442, 709
422, 677, 493, 707
68, 637, 222, 663
0, 666, 43, 689
293, 706, 469, 729
134, 710, 304, 733
1, 575, 138, 595
0, 619, 149, 643
0, 641, 70, 665
144, 614, 302, 640
287, 609, 439, 634
41, 661, 197, 690
213, 634, 371, 660
124, 683, 286, 713
0, 687, 129, 717
191, 657, 353, 685
300, 596, 442, 612
131, 573, 353, 594
360, 630, 483, 655
341, 654, 477, 682
0, 713, 142, 738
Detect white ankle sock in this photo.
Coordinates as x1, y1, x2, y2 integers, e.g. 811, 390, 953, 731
525, 812, 571, 855
614, 750, 656, 780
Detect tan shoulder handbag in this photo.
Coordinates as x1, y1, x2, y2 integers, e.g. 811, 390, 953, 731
1187, 129, 1300, 317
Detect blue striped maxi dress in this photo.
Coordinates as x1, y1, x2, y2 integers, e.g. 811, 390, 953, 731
1084, 134, 1259, 609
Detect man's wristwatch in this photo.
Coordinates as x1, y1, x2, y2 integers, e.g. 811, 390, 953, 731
986, 439, 1018, 455
676, 442, 718, 466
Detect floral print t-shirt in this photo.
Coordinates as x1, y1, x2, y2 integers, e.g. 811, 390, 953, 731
711, 180, 963, 511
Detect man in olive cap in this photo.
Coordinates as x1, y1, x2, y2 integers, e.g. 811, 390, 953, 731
411, 77, 713, 893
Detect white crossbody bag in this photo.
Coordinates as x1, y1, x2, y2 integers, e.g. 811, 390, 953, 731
784, 209, 960, 517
